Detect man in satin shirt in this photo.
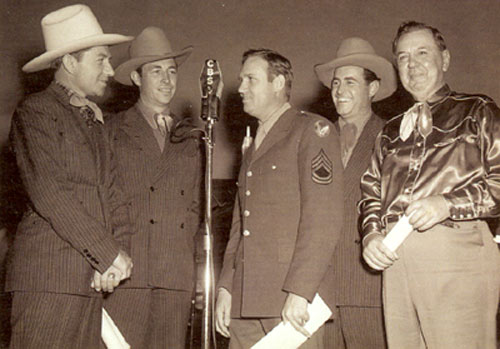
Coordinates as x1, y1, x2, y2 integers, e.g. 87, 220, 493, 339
359, 21, 500, 348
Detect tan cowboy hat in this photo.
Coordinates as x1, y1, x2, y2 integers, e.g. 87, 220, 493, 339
114, 27, 194, 86
314, 37, 396, 101
22, 4, 133, 73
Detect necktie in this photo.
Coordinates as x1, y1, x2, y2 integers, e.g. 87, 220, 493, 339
340, 122, 357, 166
400, 102, 433, 141
69, 94, 104, 125
154, 113, 173, 137
254, 125, 266, 150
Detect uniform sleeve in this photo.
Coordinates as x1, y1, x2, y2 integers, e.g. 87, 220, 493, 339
282, 119, 344, 302
358, 131, 384, 240
442, 100, 500, 219
217, 193, 242, 294
11, 99, 120, 273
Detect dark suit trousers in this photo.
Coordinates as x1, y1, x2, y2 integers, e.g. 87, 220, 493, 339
229, 318, 325, 349
324, 306, 386, 349
10, 292, 102, 349
104, 288, 192, 348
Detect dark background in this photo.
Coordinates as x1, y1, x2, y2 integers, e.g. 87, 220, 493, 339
1, 0, 499, 347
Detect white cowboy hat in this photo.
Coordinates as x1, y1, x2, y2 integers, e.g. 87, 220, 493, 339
314, 37, 397, 101
114, 27, 193, 86
22, 4, 133, 73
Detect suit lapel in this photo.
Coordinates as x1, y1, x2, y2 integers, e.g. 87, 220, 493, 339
152, 115, 194, 184
343, 114, 384, 194
250, 108, 295, 164
121, 106, 162, 160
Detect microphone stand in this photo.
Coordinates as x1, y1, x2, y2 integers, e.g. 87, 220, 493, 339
201, 114, 216, 349
198, 58, 222, 349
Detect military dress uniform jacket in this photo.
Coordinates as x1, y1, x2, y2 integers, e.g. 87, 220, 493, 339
331, 114, 385, 307
106, 106, 202, 291
6, 82, 131, 296
218, 108, 344, 318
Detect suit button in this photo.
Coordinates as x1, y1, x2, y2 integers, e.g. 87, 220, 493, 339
181, 190, 185, 196
244, 210, 250, 217
247, 171, 253, 177
150, 186, 155, 192
180, 223, 185, 229
245, 190, 251, 196
150, 219, 155, 224
243, 230, 250, 237
272, 165, 277, 170
83, 249, 89, 253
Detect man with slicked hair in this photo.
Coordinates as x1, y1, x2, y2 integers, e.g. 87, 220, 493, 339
216, 48, 344, 348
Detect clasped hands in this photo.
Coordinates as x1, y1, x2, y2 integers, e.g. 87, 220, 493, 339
363, 195, 450, 271
91, 250, 133, 293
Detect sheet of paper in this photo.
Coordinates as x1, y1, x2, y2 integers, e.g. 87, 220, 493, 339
382, 215, 414, 252
102, 308, 130, 349
251, 294, 332, 349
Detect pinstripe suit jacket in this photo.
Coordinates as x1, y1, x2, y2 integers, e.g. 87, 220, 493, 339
331, 114, 385, 307
6, 82, 131, 296
218, 108, 344, 317
106, 105, 202, 291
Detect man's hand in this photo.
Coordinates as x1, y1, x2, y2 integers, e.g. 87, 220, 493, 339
362, 233, 398, 271
91, 250, 133, 293
406, 195, 450, 231
282, 293, 311, 338
215, 288, 232, 338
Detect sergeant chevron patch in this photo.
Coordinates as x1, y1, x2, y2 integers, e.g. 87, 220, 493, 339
311, 149, 333, 184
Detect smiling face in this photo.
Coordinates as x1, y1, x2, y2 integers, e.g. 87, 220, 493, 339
132, 58, 177, 110
72, 46, 114, 97
395, 29, 450, 101
237, 56, 284, 121
331, 65, 377, 121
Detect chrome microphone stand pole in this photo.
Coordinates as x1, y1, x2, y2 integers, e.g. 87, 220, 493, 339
201, 115, 216, 349
199, 58, 222, 349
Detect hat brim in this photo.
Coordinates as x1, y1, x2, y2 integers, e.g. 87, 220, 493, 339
314, 54, 397, 101
22, 33, 134, 73
113, 46, 194, 86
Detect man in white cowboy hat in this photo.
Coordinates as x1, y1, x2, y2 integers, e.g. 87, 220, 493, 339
103, 26, 202, 348
6, 4, 134, 348
314, 37, 396, 348
359, 21, 500, 348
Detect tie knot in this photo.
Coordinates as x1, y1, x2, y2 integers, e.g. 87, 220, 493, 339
154, 113, 173, 136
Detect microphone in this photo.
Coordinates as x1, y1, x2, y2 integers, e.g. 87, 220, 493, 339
199, 59, 223, 121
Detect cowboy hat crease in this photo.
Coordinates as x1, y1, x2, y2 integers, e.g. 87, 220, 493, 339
114, 27, 194, 86
23, 4, 133, 73
314, 37, 396, 101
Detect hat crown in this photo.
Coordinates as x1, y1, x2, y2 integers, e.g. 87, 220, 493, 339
129, 27, 175, 59
336, 37, 376, 58
42, 4, 104, 51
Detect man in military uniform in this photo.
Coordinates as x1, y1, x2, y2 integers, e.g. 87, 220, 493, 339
215, 48, 344, 348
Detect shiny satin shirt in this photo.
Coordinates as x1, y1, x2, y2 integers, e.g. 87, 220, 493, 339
359, 85, 500, 236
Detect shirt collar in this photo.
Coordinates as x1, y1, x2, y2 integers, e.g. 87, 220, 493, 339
338, 110, 372, 135
136, 99, 171, 130
414, 83, 451, 106
258, 102, 291, 136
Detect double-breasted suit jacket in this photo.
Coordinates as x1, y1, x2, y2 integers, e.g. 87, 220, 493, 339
218, 108, 344, 318
6, 82, 131, 296
106, 106, 202, 291
332, 114, 385, 307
